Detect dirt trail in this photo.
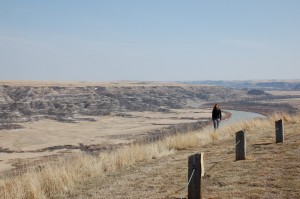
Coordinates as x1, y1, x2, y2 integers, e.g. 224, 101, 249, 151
66, 122, 300, 199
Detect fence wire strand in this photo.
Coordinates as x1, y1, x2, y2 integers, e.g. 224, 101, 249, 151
165, 139, 241, 199
165, 129, 274, 199
181, 168, 195, 199
204, 139, 240, 176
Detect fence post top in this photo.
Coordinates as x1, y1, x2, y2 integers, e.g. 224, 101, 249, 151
236, 130, 245, 135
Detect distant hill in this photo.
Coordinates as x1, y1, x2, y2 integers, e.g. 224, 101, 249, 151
0, 82, 250, 123
1, 81, 298, 125
181, 80, 300, 90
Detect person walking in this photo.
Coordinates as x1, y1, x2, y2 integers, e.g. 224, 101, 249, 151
212, 104, 222, 130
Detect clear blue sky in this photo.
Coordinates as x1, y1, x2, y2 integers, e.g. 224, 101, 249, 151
0, 0, 299, 81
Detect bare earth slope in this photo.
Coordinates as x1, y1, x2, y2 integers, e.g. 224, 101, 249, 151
0, 81, 246, 124
67, 122, 300, 199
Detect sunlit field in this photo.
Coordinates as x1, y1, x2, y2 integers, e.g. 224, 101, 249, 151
0, 113, 299, 198
0, 109, 213, 172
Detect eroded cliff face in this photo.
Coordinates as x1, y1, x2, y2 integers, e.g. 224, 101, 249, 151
0, 84, 247, 123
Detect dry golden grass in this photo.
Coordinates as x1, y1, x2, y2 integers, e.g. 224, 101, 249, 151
0, 109, 211, 171
0, 141, 173, 199
68, 113, 299, 199
0, 113, 299, 199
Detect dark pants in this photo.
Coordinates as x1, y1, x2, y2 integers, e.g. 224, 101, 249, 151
213, 119, 220, 130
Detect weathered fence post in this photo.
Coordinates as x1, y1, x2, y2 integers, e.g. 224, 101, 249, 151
188, 153, 204, 199
236, 130, 246, 161
275, 119, 284, 143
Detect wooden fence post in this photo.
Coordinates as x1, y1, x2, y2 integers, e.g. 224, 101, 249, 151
275, 119, 284, 143
236, 130, 246, 161
188, 153, 204, 199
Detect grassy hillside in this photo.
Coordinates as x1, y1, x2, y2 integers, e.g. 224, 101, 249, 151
0, 113, 299, 198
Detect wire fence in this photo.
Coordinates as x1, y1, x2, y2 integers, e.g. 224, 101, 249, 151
180, 168, 195, 199
164, 138, 242, 199
205, 139, 241, 175
164, 119, 283, 199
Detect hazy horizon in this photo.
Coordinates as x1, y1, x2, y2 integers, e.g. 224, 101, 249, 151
1, 1, 299, 81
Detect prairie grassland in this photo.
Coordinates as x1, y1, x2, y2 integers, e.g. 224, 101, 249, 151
0, 113, 299, 199
0, 109, 211, 172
